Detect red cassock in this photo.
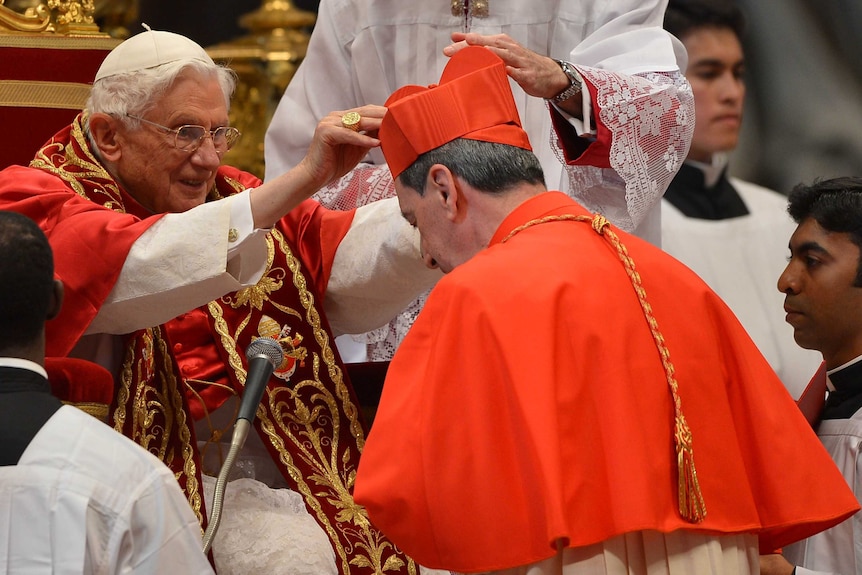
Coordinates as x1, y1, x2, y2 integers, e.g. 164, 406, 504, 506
354, 192, 860, 572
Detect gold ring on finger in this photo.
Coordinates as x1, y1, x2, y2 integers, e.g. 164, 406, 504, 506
341, 112, 361, 132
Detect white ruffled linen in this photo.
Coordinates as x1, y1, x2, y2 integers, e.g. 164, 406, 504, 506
203, 475, 339, 575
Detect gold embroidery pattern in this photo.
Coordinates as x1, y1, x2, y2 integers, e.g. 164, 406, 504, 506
30, 114, 125, 210
224, 235, 289, 312
208, 228, 416, 574
153, 331, 201, 522
502, 213, 706, 523
113, 327, 203, 523
112, 336, 133, 433
272, 229, 366, 449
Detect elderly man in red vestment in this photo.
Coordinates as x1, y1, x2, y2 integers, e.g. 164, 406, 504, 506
0, 28, 441, 574
353, 46, 860, 574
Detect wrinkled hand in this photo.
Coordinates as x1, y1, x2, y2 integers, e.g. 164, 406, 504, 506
444, 32, 569, 100
759, 553, 795, 575
299, 104, 385, 188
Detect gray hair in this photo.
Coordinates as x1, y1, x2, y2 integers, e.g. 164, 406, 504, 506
84, 58, 236, 140
398, 138, 545, 196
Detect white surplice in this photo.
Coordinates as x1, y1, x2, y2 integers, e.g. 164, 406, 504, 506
0, 405, 213, 574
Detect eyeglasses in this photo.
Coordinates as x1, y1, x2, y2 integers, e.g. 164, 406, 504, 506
126, 114, 241, 154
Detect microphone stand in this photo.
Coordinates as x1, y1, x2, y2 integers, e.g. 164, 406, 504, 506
201, 418, 253, 554
201, 338, 284, 554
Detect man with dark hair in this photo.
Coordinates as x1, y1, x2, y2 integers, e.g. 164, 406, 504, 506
0, 211, 213, 574
660, 0, 821, 398
0, 218, 53, 351
352, 45, 858, 575
663, 0, 746, 47
767, 176, 862, 575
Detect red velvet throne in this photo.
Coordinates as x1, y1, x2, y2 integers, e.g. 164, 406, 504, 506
0, 11, 118, 169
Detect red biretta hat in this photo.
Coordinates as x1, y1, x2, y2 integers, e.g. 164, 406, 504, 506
379, 46, 532, 180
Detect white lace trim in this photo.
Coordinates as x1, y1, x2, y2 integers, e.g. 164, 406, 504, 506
313, 163, 395, 210
552, 68, 694, 232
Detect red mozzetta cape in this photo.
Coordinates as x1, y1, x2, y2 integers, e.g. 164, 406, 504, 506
354, 192, 859, 572
0, 115, 419, 575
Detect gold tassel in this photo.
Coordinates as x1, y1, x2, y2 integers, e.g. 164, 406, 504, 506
675, 414, 707, 522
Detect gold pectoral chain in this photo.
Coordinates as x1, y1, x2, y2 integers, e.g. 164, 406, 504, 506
502, 213, 706, 522
450, 0, 489, 18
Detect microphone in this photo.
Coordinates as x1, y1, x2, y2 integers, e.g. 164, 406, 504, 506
203, 337, 284, 553
237, 337, 285, 423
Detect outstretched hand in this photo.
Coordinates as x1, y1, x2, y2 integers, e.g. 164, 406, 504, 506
299, 104, 385, 189
445, 32, 569, 101
251, 104, 386, 229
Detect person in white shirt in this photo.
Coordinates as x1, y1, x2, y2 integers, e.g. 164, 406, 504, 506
0, 210, 214, 575
660, 0, 821, 399
765, 177, 862, 575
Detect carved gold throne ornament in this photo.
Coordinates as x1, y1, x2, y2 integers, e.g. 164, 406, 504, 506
0, 0, 102, 34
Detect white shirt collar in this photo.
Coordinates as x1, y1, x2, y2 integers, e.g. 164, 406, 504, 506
0, 357, 48, 379
686, 153, 730, 188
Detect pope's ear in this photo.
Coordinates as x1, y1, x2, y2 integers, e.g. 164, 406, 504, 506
88, 113, 122, 162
